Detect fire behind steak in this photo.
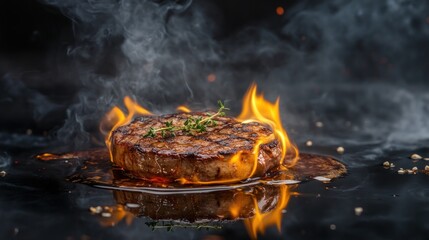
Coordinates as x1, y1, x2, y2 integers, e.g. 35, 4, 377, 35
110, 112, 282, 183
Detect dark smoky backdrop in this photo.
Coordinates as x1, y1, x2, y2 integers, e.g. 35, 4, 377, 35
1, 0, 428, 158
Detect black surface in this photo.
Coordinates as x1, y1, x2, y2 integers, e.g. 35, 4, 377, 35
1, 140, 429, 239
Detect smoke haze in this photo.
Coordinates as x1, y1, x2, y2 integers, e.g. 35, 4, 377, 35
1, 0, 428, 157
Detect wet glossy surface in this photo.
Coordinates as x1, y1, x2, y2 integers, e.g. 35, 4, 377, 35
1, 141, 429, 239
66, 152, 344, 193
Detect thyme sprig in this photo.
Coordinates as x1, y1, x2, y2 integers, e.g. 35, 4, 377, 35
143, 100, 229, 138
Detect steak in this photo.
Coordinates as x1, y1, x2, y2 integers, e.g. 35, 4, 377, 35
110, 112, 282, 183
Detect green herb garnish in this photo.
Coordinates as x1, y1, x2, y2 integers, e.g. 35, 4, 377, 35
143, 100, 229, 138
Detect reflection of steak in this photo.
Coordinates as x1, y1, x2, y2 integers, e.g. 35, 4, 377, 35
110, 112, 282, 182
113, 185, 281, 222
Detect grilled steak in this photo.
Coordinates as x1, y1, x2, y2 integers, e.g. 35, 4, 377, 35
110, 112, 282, 183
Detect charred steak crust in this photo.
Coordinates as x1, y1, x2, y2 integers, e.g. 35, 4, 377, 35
110, 112, 282, 182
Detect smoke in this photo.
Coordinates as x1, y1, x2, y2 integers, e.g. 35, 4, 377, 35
1, 74, 62, 122
271, 0, 429, 149
0, 151, 11, 168
40, 0, 228, 147
34, 0, 429, 151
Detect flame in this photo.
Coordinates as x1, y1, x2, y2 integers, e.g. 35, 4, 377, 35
176, 105, 191, 113
177, 149, 260, 185
236, 83, 299, 168
36, 153, 58, 161
179, 84, 298, 185
100, 96, 152, 160
101, 84, 299, 185
74, 84, 298, 238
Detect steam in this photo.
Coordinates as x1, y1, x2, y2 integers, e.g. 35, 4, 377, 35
36, 0, 429, 153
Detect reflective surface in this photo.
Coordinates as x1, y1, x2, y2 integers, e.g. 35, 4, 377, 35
1, 141, 429, 239
66, 152, 344, 193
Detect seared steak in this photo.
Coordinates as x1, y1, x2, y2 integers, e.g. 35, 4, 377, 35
110, 112, 282, 183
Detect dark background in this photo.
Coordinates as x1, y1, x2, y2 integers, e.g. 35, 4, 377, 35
0, 0, 301, 135
2, 0, 428, 146
1, 1, 429, 239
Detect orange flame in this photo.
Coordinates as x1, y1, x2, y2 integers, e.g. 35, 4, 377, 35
174, 84, 299, 185
176, 105, 191, 113
101, 84, 299, 182
100, 96, 152, 160
231, 84, 299, 238
177, 149, 261, 185
236, 83, 299, 168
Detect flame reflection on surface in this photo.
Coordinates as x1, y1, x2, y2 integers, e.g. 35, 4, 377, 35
96, 184, 295, 239
94, 205, 134, 227
243, 185, 292, 239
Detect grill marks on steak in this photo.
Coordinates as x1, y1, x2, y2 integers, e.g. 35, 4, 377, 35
115, 113, 270, 158
111, 112, 282, 182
